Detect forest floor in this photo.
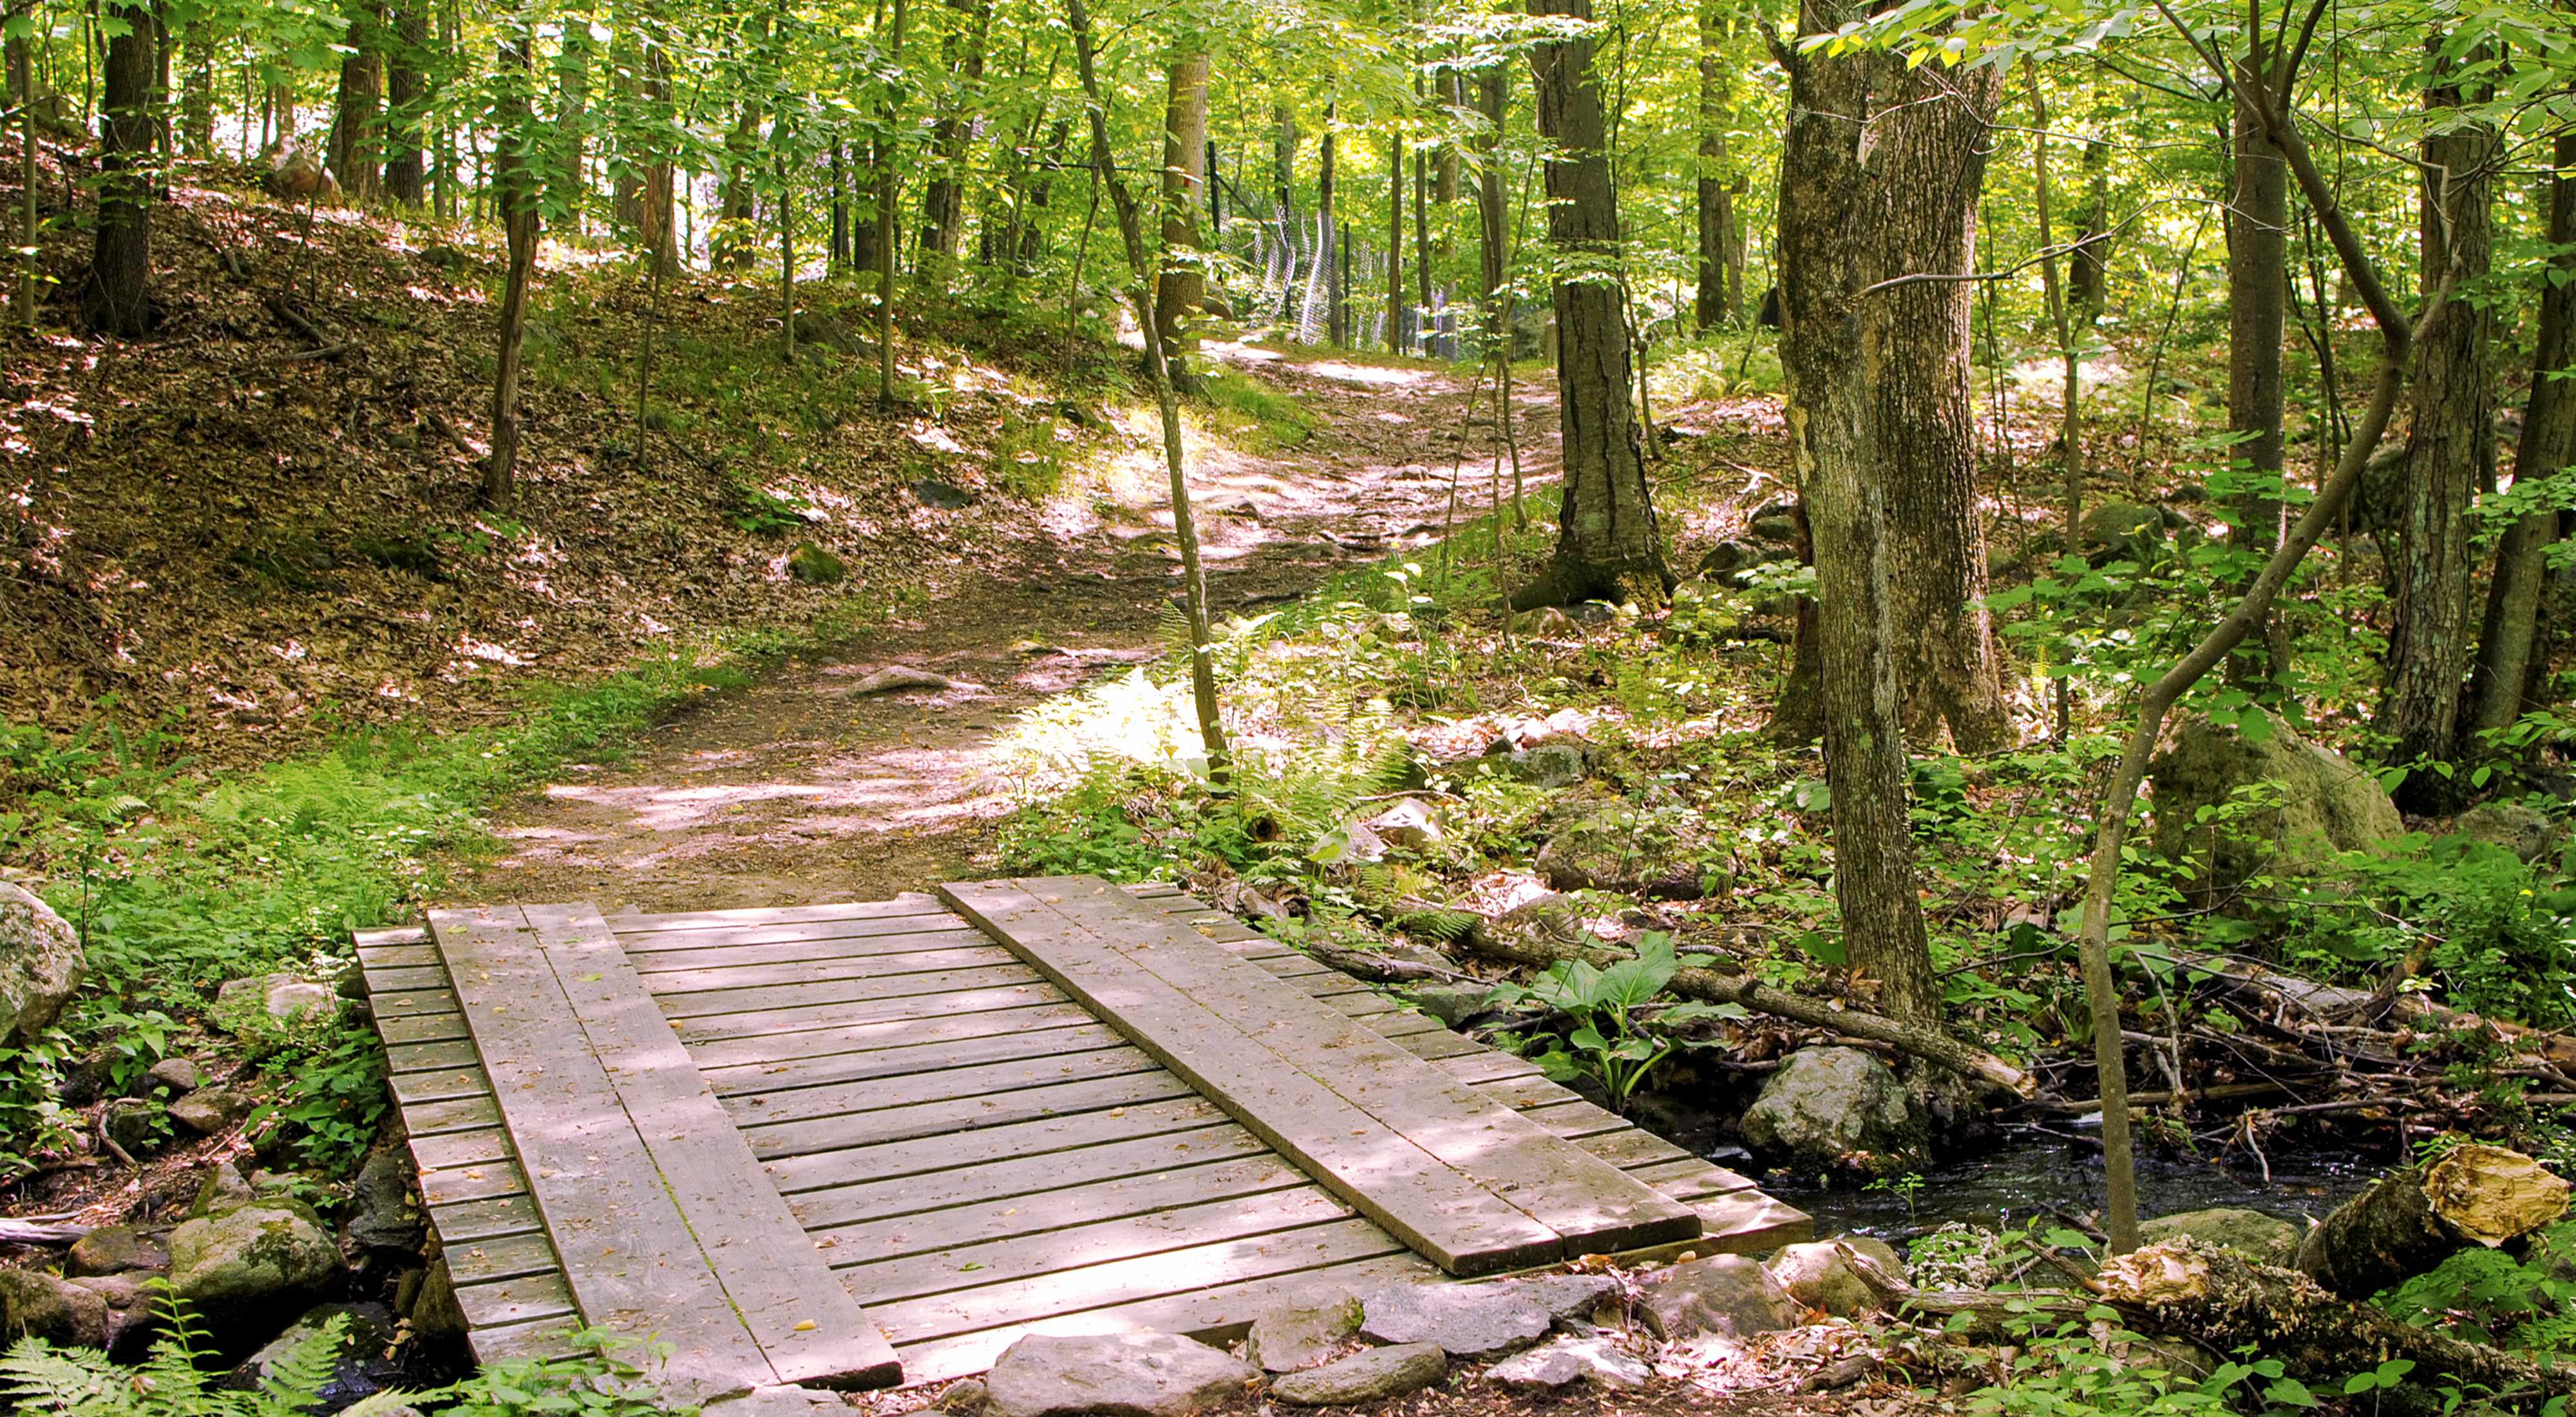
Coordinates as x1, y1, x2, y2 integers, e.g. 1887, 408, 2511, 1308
450, 342, 1562, 911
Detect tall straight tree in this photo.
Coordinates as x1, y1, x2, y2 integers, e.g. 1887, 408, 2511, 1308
917, 0, 991, 264
2379, 43, 2495, 813
486, 21, 542, 507
1155, 46, 1210, 381
1693, 0, 1743, 330
330, 0, 384, 199
1385, 131, 1403, 352
549, 6, 594, 229
84, 0, 155, 336
1512, 0, 1668, 609
382, 1, 428, 202
2223, 35, 2293, 681
2465, 126, 2575, 741
1870, 61, 2011, 752
1768, 17, 1938, 1029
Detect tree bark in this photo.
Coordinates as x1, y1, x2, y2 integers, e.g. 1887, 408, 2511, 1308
2380, 45, 2494, 815
1386, 131, 1404, 353
918, 0, 990, 265
715, 90, 762, 271
2222, 59, 2290, 683
2293, 1144, 2570, 1300
1692, 0, 1738, 330
82, 0, 155, 338
382, 1, 426, 203
330, 0, 384, 201
638, 33, 677, 276
487, 30, 540, 508
1156, 48, 1209, 376
875, 0, 908, 404
549, 10, 592, 233
1871, 61, 2012, 754
1473, 68, 1507, 334
1513, 0, 1667, 609
2069, 137, 2110, 319
1320, 100, 1341, 346
178, 20, 210, 155
2463, 128, 2574, 745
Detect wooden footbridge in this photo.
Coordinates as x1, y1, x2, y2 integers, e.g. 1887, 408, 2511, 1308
355, 877, 1808, 1396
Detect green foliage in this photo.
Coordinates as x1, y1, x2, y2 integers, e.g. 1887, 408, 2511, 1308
1484, 934, 1743, 1109
2383, 1222, 2576, 1352
1, 1302, 399, 1417
1954, 1301, 2326, 1417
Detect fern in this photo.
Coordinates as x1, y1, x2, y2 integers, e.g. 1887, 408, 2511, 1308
0, 1300, 377, 1417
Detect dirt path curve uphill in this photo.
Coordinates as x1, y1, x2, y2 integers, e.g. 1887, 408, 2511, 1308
451, 347, 1555, 914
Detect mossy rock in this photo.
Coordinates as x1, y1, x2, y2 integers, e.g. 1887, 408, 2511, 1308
788, 542, 846, 585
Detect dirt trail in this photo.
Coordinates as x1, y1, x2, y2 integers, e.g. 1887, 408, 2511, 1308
452, 347, 1555, 914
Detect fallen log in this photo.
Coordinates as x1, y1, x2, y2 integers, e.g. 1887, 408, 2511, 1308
0, 1218, 90, 1245
2295, 1143, 2570, 1300
1462, 920, 2036, 1097
2102, 1241, 2575, 1399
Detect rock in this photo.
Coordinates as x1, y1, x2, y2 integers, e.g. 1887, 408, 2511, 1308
192, 1163, 257, 1218
1764, 1240, 1906, 1317
1535, 800, 1703, 900
2079, 501, 2170, 558
65, 1274, 159, 1355
0, 881, 84, 1045
1498, 740, 1589, 789
2455, 800, 2564, 864
850, 665, 955, 695
232, 1302, 403, 1407
786, 542, 846, 585
404, 1258, 468, 1344
1245, 1291, 1360, 1373
147, 1057, 204, 1094
263, 146, 337, 201
57, 1049, 115, 1107
1638, 1254, 1799, 1340
1406, 982, 1495, 1029
913, 477, 975, 509
2137, 1208, 2300, 1265
167, 1202, 340, 1313
1356, 1275, 1615, 1358
343, 1145, 427, 1259
1748, 511, 1800, 544
1271, 1343, 1446, 1404
0, 1269, 111, 1348
413, 243, 468, 272
1484, 1335, 1650, 1391
101, 1096, 164, 1154
705, 1385, 848, 1417
2147, 710, 2403, 904
1313, 817, 1388, 866
983, 1331, 1256, 1417
1364, 799, 1443, 851
170, 1086, 256, 1136
214, 973, 339, 1031
1742, 1046, 1928, 1175
791, 311, 862, 354
931, 1378, 1001, 1417
67, 1224, 168, 1277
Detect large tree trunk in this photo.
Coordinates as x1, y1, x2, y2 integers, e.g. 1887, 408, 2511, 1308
2069, 137, 2110, 319
1155, 49, 1209, 377
1871, 62, 2012, 754
639, 36, 677, 276
2294, 1144, 2569, 1300
1692, 0, 1739, 331
918, 0, 990, 265
549, 11, 592, 233
1772, 10, 1940, 1028
382, 1, 426, 203
487, 31, 540, 508
2223, 64, 2290, 681
329, 0, 384, 201
2464, 128, 2575, 743
2380, 47, 2494, 815
1513, 0, 1667, 609
82, 0, 155, 337
1472, 68, 1506, 332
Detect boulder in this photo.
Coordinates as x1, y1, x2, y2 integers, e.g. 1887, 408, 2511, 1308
1763, 1240, 1906, 1317
1637, 1254, 1799, 1340
167, 1202, 339, 1313
1498, 741, 1589, 789
1484, 1335, 1651, 1391
170, 1086, 256, 1136
1245, 1291, 1360, 1373
0, 1269, 111, 1349
983, 1332, 1256, 1417
404, 1259, 468, 1344
2455, 800, 2564, 864
0, 881, 84, 1045
67, 1224, 168, 1277
913, 477, 975, 509
100, 1096, 163, 1154
232, 1302, 404, 1408
1741, 1047, 1927, 1175
1535, 801, 1703, 900
192, 1163, 257, 1218
707, 1387, 847, 1417
786, 542, 846, 585
1747, 511, 1800, 544
1695, 539, 1791, 586
1364, 799, 1443, 851
1270, 1343, 1446, 1405
66, 1273, 159, 1356
2147, 710, 2403, 903
147, 1057, 204, 1094
2136, 1208, 2300, 1266
2079, 501, 2172, 559
342, 1145, 428, 1259
1356, 1275, 1614, 1359
1406, 982, 1494, 1029
214, 973, 339, 1032
791, 311, 863, 355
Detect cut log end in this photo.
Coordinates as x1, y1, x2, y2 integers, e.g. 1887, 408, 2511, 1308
2425, 1144, 2571, 1247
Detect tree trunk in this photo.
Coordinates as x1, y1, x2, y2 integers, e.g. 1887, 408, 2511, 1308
1693, 0, 1737, 330
2380, 46, 2494, 815
1473, 68, 1506, 334
330, 0, 384, 201
918, 0, 990, 265
83, 0, 154, 336
1320, 101, 1340, 346
638, 35, 677, 276
382, 1, 426, 203
1513, 0, 1667, 609
2222, 66, 2289, 681
549, 11, 592, 233
2293, 1144, 2570, 1300
2464, 128, 2574, 744
2069, 137, 2110, 319
178, 21, 210, 154
1385, 131, 1403, 353
1155, 48, 1209, 376
715, 90, 761, 271
487, 30, 540, 508
1871, 61, 2012, 754
875, 0, 908, 404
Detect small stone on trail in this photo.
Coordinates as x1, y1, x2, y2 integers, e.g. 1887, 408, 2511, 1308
1358, 1275, 1615, 1359
1246, 1291, 1361, 1372
68, 1224, 167, 1277
147, 1056, 203, 1093
1271, 1342, 1446, 1404
983, 1331, 1256, 1417
851, 665, 956, 695
1484, 1335, 1650, 1392
913, 478, 976, 509
170, 1085, 256, 1136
